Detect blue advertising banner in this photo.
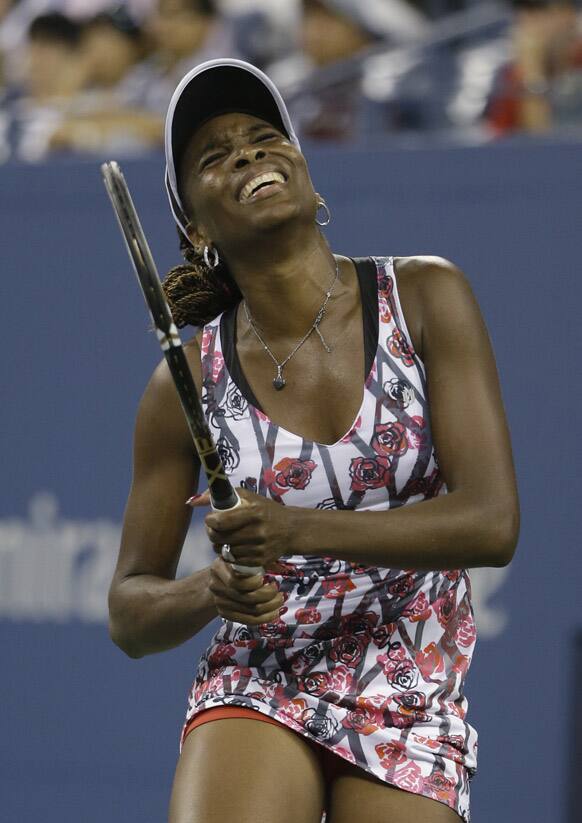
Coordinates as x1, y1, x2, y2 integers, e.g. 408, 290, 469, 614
1, 137, 581, 823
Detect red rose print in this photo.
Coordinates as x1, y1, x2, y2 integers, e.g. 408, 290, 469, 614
458, 613, 477, 647
387, 574, 416, 596
258, 617, 286, 639
201, 327, 213, 355
416, 642, 445, 677
412, 734, 442, 751
295, 607, 321, 625
296, 671, 330, 697
349, 456, 391, 491
322, 577, 356, 598
208, 644, 236, 667
388, 328, 415, 366
278, 697, 308, 724
393, 691, 430, 724
423, 771, 456, 802
394, 761, 423, 792
205, 352, 224, 383
328, 666, 355, 696
402, 591, 432, 623
371, 421, 408, 458
342, 704, 383, 735
379, 295, 392, 324
357, 694, 391, 712
433, 590, 456, 628
273, 458, 317, 490
452, 654, 469, 676
376, 739, 407, 770
329, 634, 367, 669
372, 622, 399, 648
407, 416, 427, 449
378, 272, 393, 299
444, 569, 462, 583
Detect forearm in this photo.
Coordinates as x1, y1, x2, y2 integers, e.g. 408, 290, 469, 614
288, 490, 516, 570
108, 567, 218, 658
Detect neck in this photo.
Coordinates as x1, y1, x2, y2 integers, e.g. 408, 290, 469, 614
226, 225, 342, 340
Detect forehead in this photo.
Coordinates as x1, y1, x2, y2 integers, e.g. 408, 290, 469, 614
185, 112, 280, 159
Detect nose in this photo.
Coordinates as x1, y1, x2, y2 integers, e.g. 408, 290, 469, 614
233, 148, 267, 170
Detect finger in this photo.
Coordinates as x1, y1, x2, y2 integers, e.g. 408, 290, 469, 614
215, 597, 282, 624
205, 502, 258, 533
186, 490, 211, 507
210, 558, 265, 592
213, 591, 284, 620
213, 573, 278, 602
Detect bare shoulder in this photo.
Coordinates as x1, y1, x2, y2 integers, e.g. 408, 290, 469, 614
393, 254, 466, 286
136, 328, 204, 460
392, 255, 474, 359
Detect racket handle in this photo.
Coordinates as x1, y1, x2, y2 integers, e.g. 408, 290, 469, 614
210, 489, 266, 577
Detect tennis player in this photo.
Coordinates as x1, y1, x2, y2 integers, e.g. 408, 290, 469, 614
108, 58, 520, 823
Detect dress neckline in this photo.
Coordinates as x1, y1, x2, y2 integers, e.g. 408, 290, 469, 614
218, 256, 382, 448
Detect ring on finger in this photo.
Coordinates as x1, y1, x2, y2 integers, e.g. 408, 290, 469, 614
221, 543, 236, 563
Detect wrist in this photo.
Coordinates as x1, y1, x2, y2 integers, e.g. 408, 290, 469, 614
284, 505, 314, 556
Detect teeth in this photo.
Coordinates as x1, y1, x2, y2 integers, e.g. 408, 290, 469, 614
240, 171, 285, 201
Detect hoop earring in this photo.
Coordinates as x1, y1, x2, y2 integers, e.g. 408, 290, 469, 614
203, 245, 220, 269
315, 199, 331, 227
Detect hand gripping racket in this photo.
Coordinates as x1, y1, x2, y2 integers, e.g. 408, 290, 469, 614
101, 160, 264, 577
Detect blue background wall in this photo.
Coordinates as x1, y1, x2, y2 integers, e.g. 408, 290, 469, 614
1, 137, 581, 822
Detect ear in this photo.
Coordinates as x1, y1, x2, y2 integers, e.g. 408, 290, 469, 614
185, 220, 208, 256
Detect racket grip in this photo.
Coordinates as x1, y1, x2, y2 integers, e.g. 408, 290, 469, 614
210, 490, 266, 577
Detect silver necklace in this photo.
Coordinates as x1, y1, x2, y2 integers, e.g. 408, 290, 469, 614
243, 259, 340, 390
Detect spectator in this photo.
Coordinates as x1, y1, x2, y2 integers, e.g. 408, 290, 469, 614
484, 0, 582, 136
26, 11, 86, 101
81, 7, 147, 92
269, 0, 386, 142
47, 7, 164, 156
12, 12, 87, 160
142, 0, 239, 113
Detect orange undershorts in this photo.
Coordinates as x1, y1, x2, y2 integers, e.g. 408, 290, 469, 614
182, 706, 353, 787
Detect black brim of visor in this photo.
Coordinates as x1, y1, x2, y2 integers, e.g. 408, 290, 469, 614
171, 66, 291, 200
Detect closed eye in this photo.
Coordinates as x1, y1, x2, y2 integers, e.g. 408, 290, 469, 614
253, 132, 279, 142
199, 151, 225, 170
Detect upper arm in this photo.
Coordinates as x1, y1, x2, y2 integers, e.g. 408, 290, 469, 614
111, 338, 203, 589
419, 257, 520, 560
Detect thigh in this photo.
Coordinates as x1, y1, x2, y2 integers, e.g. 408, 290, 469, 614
169, 717, 326, 823
327, 765, 463, 823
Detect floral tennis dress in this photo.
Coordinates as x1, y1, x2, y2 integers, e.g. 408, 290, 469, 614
182, 256, 478, 822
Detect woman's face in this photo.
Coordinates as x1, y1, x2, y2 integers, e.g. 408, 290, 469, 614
180, 111, 318, 254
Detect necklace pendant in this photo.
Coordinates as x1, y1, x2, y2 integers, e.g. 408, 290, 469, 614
273, 374, 286, 390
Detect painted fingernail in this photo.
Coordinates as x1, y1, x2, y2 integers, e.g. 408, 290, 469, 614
186, 494, 203, 505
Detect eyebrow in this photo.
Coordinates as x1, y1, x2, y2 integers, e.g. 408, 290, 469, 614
198, 123, 277, 158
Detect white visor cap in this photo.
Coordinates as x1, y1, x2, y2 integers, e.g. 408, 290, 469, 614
164, 58, 301, 241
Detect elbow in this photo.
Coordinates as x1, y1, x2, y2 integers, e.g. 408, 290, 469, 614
485, 504, 521, 567
108, 585, 145, 659
108, 618, 145, 659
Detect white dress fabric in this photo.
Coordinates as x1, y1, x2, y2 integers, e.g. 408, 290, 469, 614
182, 256, 479, 822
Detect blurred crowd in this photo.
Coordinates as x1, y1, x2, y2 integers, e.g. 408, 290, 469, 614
0, 0, 581, 162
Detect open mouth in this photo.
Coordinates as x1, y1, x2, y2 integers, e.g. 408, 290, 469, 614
239, 171, 287, 203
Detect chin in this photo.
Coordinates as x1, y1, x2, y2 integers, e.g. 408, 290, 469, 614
244, 199, 308, 232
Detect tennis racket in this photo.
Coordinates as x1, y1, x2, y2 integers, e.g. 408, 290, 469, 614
101, 160, 264, 577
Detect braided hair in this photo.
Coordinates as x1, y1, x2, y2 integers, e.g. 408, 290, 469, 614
161, 227, 242, 329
